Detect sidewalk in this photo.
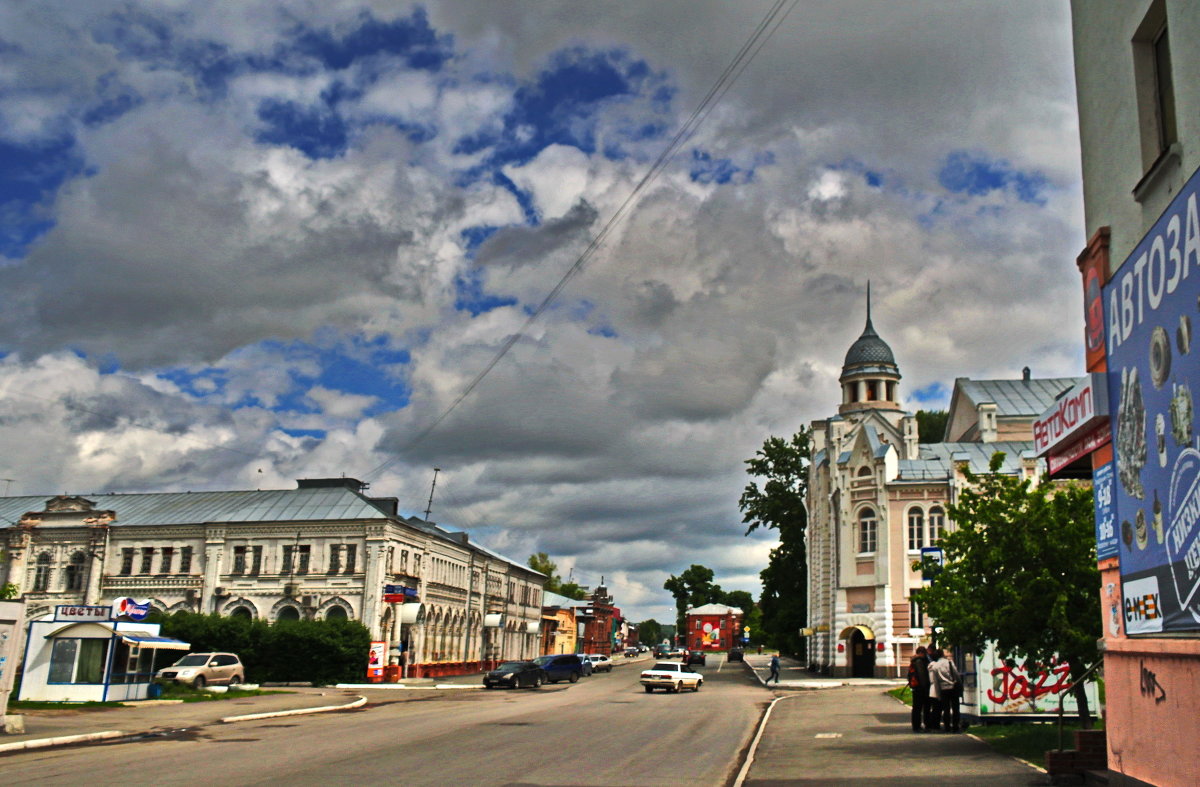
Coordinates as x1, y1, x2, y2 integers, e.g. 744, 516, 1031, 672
742, 684, 1045, 786
0, 687, 364, 754
743, 653, 902, 689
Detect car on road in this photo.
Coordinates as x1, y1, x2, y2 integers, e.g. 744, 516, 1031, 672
668, 648, 687, 659
640, 661, 703, 693
728, 647, 744, 662
686, 650, 707, 666
483, 661, 547, 689
586, 654, 613, 672
156, 652, 244, 688
532, 654, 586, 683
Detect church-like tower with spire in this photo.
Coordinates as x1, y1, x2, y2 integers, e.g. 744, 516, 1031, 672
804, 289, 1077, 679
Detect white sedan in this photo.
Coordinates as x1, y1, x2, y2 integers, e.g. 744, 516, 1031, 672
586, 654, 614, 672
640, 661, 703, 693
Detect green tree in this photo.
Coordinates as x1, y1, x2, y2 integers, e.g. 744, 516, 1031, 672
912, 453, 1101, 726
739, 428, 810, 658
528, 552, 587, 600
638, 618, 663, 645
916, 409, 949, 443
663, 565, 723, 633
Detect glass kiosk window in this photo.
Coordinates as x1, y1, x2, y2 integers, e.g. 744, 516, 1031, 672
49, 638, 109, 684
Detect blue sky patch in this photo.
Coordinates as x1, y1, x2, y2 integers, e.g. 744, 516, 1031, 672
0, 136, 83, 258
279, 427, 328, 440
910, 381, 949, 404
937, 151, 1047, 205
294, 9, 452, 72
455, 269, 518, 316
460, 225, 501, 257
256, 99, 349, 159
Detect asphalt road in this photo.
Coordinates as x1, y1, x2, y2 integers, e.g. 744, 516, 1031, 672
3, 658, 768, 786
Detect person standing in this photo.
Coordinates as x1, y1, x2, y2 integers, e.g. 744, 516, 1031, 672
907, 646, 932, 732
768, 653, 781, 685
928, 647, 961, 732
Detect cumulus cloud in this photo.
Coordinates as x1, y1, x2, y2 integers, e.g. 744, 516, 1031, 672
0, 1, 1086, 620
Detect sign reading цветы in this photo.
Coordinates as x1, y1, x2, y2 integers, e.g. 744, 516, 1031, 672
1103, 162, 1200, 634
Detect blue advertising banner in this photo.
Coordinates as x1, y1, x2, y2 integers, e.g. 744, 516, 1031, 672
1104, 163, 1200, 634
1093, 462, 1118, 560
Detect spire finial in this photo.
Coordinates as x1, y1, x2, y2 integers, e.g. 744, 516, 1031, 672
865, 281, 874, 330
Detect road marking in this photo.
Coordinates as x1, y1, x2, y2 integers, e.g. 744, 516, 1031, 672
815, 733, 842, 738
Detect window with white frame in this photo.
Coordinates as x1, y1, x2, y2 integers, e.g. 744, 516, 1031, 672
909, 599, 924, 630
858, 508, 877, 554
907, 508, 924, 551
928, 506, 945, 543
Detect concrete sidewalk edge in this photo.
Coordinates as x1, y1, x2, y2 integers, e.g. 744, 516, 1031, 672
221, 695, 367, 723
0, 729, 127, 755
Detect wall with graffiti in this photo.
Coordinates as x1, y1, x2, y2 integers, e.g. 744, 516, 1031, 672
961, 643, 1100, 717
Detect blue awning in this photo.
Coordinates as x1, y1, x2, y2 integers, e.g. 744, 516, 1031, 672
120, 634, 190, 650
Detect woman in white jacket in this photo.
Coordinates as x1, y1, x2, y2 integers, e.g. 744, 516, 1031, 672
927, 647, 961, 732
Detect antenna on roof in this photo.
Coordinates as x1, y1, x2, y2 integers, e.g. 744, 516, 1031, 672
423, 468, 441, 521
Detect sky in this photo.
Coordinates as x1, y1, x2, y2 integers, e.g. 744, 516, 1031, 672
0, 1, 1086, 624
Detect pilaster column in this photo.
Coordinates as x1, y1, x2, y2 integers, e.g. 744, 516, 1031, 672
84, 525, 108, 605
203, 526, 225, 613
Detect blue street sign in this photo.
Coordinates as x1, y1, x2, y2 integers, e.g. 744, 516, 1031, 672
384, 585, 418, 597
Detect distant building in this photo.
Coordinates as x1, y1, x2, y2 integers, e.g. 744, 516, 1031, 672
806, 301, 1076, 677
577, 584, 616, 655
0, 478, 545, 679
685, 603, 743, 651
1063, 3, 1200, 783
540, 591, 580, 655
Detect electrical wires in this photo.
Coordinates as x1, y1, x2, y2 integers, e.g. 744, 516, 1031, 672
361, 0, 799, 482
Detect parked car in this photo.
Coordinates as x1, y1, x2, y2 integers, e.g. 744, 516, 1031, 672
728, 647, 745, 662
668, 648, 687, 659
686, 650, 707, 666
623, 647, 639, 657
532, 654, 585, 683
586, 654, 613, 672
156, 652, 244, 688
483, 661, 547, 689
640, 661, 703, 693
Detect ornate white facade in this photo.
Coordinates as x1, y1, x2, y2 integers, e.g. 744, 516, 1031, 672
806, 301, 1075, 677
0, 478, 545, 675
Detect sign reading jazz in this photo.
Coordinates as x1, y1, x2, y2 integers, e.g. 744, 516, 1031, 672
1104, 163, 1200, 634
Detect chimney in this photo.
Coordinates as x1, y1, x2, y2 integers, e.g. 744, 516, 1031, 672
1022, 367, 1031, 383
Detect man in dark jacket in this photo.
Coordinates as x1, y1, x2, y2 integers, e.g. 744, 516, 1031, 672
908, 646, 933, 731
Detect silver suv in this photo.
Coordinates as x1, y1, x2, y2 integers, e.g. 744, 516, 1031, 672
157, 652, 244, 688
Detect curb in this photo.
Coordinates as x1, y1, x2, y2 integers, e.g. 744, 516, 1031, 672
221, 695, 367, 723
335, 683, 483, 690
0, 730, 128, 755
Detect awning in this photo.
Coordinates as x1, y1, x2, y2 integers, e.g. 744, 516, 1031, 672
524, 621, 540, 635
120, 634, 190, 650
483, 613, 504, 628
839, 624, 875, 640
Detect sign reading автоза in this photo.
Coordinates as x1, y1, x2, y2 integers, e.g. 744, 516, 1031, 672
1104, 163, 1200, 634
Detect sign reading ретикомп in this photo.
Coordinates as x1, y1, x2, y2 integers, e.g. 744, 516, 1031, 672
1104, 162, 1200, 634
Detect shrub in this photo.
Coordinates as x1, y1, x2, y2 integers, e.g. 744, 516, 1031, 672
151, 611, 371, 685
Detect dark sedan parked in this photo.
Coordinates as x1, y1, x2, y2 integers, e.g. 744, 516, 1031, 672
483, 661, 547, 689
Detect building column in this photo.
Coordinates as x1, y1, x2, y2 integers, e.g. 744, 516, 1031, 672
361, 540, 387, 639
202, 526, 225, 613
3, 529, 31, 593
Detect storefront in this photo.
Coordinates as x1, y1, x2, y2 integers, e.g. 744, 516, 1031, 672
18, 603, 189, 702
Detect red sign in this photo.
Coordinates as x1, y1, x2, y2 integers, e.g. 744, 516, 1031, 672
1033, 373, 1108, 455
382, 594, 406, 604
1048, 423, 1112, 474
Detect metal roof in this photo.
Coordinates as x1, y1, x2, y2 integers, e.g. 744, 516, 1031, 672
956, 378, 1079, 417
0, 487, 395, 528
896, 441, 1035, 481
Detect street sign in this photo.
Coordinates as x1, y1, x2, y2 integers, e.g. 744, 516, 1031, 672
384, 585, 418, 597
383, 594, 407, 604
743, 626, 750, 633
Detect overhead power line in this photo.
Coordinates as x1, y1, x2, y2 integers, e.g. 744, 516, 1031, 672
362, 0, 799, 482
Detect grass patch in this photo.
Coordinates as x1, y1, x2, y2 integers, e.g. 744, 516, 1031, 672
8, 700, 126, 711
889, 686, 913, 705
155, 683, 287, 702
973, 721, 1100, 767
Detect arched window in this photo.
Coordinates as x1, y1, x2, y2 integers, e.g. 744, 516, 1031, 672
230, 606, 253, 620
858, 509, 878, 554
276, 606, 300, 622
326, 605, 348, 621
929, 506, 946, 542
907, 509, 925, 551
65, 551, 87, 591
34, 553, 52, 592
857, 466, 872, 477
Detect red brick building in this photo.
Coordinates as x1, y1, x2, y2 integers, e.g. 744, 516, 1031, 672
685, 603, 743, 651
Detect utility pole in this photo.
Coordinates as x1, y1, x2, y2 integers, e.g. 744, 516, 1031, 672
423, 468, 441, 521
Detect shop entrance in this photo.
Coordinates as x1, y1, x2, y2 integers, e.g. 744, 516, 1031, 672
849, 628, 875, 677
